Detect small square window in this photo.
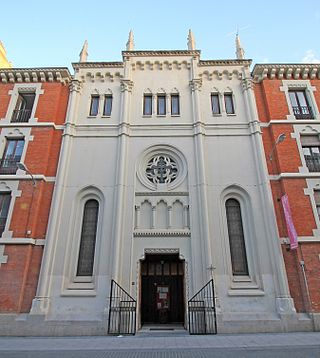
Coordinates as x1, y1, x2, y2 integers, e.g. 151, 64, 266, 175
211, 94, 220, 114
89, 95, 99, 116
157, 95, 166, 115
224, 93, 235, 114
103, 95, 112, 116
171, 94, 180, 115
143, 95, 152, 116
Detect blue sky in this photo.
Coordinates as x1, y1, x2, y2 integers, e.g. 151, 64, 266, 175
1, 0, 320, 70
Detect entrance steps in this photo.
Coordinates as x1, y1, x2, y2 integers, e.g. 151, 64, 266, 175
138, 324, 188, 336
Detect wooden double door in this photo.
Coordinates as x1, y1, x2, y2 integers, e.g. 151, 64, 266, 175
141, 254, 185, 324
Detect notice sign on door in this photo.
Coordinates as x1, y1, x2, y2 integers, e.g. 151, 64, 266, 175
156, 285, 169, 310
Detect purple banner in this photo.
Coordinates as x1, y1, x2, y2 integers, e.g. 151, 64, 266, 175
281, 194, 298, 250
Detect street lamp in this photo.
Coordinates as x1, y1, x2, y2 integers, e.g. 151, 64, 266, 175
17, 162, 36, 186
269, 133, 286, 161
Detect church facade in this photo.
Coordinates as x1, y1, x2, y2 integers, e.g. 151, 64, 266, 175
0, 33, 318, 335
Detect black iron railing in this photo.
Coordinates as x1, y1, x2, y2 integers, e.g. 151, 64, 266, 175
188, 279, 217, 335
292, 106, 313, 119
0, 158, 19, 174
11, 109, 32, 123
108, 279, 136, 335
305, 156, 320, 172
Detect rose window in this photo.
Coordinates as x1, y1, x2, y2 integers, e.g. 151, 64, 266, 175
146, 155, 178, 184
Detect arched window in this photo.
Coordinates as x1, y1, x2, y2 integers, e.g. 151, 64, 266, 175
77, 199, 99, 276
225, 198, 249, 275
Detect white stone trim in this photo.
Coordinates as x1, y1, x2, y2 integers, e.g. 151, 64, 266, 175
0, 122, 64, 130
2, 83, 44, 124
0, 180, 21, 239
0, 238, 45, 245
281, 236, 320, 243
0, 245, 8, 266
304, 179, 320, 237
280, 79, 320, 121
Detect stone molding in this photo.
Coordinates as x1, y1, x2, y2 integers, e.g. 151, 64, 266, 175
122, 50, 201, 57
0, 238, 45, 245
199, 69, 243, 81
199, 59, 251, 66
252, 64, 320, 82
73, 62, 124, 69
0, 68, 71, 83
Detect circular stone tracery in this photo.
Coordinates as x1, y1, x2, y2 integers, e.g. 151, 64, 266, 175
146, 155, 178, 184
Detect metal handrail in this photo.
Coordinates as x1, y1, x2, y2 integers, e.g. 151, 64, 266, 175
11, 109, 32, 123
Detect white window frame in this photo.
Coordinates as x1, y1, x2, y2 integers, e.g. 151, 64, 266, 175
2, 83, 44, 124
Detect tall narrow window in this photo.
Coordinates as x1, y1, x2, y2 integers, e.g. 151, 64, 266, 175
143, 94, 152, 115
225, 198, 249, 275
157, 94, 166, 115
0, 139, 24, 175
103, 95, 113, 116
211, 94, 220, 114
12, 92, 35, 123
0, 193, 11, 236
224, 93, 235, 114
289, 90, 313, 119
171, 94, 180, 115
89, 95, 99, 116
77, 199, 99, 276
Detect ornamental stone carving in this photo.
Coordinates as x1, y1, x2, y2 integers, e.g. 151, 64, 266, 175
146, 155, 178, 184
120, 79, 134, 92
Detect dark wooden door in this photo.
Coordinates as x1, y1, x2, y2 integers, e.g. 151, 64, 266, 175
141, 254, 184, 324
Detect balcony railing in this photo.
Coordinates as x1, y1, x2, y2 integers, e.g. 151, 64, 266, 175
292, 106, 314, 119
11, 109, 32, 123
305, 156, 320, 172
0, 158, 19, 175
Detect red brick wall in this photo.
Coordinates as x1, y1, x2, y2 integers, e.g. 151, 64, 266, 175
255, 76, 320, 314
0, 80, 69, 313
0, 84, 13, 118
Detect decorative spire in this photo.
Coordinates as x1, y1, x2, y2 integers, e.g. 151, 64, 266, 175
235, 33, 245, 60
187, 29, 196, 50
126, 30, 135, 51
79, 40, 88, 63
0, 41, 12, 68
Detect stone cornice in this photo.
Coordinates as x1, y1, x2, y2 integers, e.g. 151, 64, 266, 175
73, 62, 124, 69
122, 50, 201, 58
252, 63, 320, 82
199, 59, 252, 66
0, 68, 71, 83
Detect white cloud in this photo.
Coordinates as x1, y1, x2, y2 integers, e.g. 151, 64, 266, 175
302, 49, 320, 63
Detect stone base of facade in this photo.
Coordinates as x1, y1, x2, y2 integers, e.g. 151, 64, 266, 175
0, 312, 317, 336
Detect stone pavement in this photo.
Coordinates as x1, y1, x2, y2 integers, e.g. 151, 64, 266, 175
0, 330, 319, 350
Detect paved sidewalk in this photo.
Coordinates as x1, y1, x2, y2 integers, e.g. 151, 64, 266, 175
0, 331, 319, 351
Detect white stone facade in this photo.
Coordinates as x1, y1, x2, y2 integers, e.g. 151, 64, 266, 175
28, 48, 306, 335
